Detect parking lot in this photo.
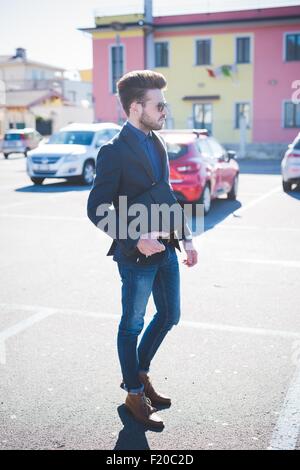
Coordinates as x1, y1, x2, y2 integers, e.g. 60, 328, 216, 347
0, 153, 300, 450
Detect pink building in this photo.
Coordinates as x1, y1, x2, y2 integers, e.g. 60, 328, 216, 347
80, 6, 300, 157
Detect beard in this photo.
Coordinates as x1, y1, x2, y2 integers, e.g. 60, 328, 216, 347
139, 110, 165, 132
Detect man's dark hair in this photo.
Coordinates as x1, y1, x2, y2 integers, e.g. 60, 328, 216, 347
117, 70, 167, 116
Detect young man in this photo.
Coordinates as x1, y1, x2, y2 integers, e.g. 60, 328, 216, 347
87, 70, 198, 429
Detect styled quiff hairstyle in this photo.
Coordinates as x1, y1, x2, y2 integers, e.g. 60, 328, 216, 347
117, 70, 167, 116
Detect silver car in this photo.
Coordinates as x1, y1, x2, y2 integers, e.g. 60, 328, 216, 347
2, 128, 43, 159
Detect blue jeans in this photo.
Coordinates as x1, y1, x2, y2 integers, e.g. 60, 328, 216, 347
117, 245, 180, 393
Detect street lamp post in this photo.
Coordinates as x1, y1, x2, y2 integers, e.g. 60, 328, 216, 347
111, 22, 126, 125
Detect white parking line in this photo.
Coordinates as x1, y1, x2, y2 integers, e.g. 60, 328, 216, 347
0, 307, 57, 364
269, 365, 300, 450
229, 186, 281, 218
0, 192, 82, 212
0, 213, 85, 221
0, 201, 34, 210
217, 225, 300, 233
1, 301, 300, 448
0, 302, 299, 349
223, 258, 300, 268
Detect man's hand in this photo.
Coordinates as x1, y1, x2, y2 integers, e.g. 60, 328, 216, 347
182, 240, 198, 267
136, 232, 169, 257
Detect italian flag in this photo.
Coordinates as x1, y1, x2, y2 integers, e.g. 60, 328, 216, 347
206, 64, 237, 79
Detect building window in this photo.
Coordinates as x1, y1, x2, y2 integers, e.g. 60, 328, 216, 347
111, 45, 124, 94
284, 102, 300, 128
155, 42, 169, 67
236, 37, 250, 64
235, 103, 251, 129
285, 33, 300, 61
32, 69, 39, 80
196, 39, 211, 65
193, 103, 212, 133
68, 91, 77, 103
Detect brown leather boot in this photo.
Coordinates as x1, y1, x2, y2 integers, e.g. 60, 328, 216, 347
138, 372, 171, 407
125, 392, 164, 429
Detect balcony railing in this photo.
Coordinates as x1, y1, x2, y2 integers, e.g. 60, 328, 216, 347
3, 79, 64, 92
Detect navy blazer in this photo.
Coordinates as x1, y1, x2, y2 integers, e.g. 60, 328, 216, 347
87, 123, 191, 262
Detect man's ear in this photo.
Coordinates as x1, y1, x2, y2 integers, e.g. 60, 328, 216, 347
130, 101, 139, 115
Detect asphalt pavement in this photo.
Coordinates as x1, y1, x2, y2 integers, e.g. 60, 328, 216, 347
0, 153, 300, 450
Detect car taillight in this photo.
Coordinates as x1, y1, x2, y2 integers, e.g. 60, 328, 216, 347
20, 134, 25, 140
175, 162, 201, 173
288, 153, 300, 158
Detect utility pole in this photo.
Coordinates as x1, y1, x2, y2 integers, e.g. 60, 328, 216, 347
239, 113, 246, 159
115, 33, 122, 125
144, 0, 154, 69
111, 23, 126, 125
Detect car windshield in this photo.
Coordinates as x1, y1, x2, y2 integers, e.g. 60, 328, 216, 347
47, 131, 95, 146
5, 133, 22, 141
165, 142, 188, 160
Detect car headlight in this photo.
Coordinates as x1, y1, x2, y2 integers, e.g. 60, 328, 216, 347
63, 154, 78, 162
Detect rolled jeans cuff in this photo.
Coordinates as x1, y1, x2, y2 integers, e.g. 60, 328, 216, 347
120, 382, 144, 394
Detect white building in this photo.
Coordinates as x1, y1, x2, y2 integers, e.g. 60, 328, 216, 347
0, 48, 93, 136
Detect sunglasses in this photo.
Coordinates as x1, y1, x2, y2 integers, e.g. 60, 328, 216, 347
137, 101, 169, 113
156, 101, 169, 113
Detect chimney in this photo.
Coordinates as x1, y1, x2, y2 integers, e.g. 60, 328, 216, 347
15, 48, 27, 60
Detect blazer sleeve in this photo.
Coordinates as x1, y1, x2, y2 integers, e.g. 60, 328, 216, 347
87, 143, 139, 255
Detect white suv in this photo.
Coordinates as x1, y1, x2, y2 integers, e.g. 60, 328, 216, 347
26, 122, 121, 185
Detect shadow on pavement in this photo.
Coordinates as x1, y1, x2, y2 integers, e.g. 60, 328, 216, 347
114, 404, 163, 450
284, 185, 300, 200
0, 154, 25, 161
186, 197, 242, 237
204, 198, 242, 232
15, 180, 91, 193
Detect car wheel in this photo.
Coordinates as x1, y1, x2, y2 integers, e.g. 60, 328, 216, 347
199, 183, 211, 215
30, 177, 45, 185
4, 153, 9, 159
227, 174, 239, 200
282, 180, 292, 192
24, 148, 30, 157
80, 160, 95, 185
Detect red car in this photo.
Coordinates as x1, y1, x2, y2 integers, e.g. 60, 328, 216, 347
159, 129, 239, 214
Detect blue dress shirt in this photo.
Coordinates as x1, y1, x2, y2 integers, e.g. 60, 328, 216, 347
125, 121, 162, 182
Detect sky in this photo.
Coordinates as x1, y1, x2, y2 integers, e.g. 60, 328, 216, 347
0, 0, 298, 71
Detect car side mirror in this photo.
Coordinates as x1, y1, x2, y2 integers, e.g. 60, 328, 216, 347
218, 154, 227, 162
227, 150, 236, 160
95, 141, 104, 149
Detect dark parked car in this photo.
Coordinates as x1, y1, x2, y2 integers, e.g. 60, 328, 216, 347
2, 128, 43, 158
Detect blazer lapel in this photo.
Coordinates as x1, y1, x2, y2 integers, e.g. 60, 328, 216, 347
120, 125, 156, 182
152, 131, 169, 181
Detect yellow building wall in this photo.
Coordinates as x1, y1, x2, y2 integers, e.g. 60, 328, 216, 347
43, 97, 63, 106
155, 32, 253, 144
95, 13, 144, 26
79, 69, 92, 82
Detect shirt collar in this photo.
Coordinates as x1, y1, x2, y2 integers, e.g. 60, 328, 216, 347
125, 121, 152, 143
